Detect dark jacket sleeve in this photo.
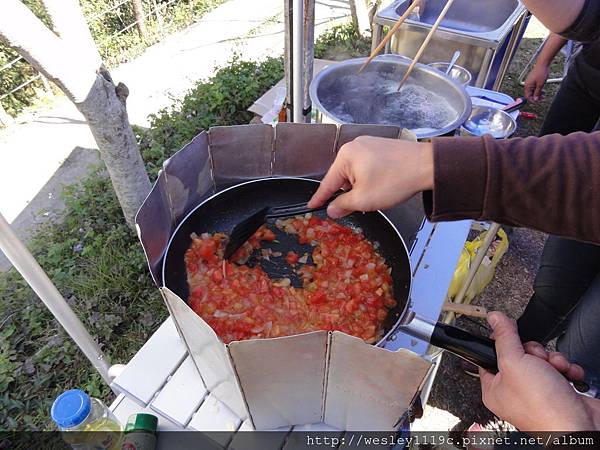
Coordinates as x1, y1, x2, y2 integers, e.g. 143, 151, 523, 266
559, 0, 600, 42
423, 132, 600, 244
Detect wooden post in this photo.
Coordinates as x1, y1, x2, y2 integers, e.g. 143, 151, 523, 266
131, 0, 147, 39
151, 0, 164, 34
303, 0, 315, 124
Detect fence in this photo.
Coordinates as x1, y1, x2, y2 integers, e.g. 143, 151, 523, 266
0, 0, 208, 125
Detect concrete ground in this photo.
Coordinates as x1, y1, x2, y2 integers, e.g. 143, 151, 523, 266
0, 0, 352, 270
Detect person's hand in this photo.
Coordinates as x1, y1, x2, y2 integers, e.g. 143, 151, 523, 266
522, 341, 585, 381
307, 136, 433, 218
524, 62, 550, 102
479, 312, 600, 432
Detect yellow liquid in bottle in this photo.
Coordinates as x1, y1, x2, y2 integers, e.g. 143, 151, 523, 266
63, 418, 123, 450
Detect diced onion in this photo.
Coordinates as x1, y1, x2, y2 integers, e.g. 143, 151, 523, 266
231, 312, 247, 319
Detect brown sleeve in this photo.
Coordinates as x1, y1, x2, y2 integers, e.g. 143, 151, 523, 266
423, 131, 600, 244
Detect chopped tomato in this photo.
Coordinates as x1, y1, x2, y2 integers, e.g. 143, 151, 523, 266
309, 291, 327, 305
286, 251, 299, 265
184, 214, 395, 344
198, 240, 216, 259
308, 216, 320, 227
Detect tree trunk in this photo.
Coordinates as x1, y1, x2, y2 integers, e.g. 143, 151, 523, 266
77, 70, 151, 226
368, 1, 381, 33
349, 0, 370, 37
131, 0, 148, 39
1, 0, 151, 226
349, 0, 359, 34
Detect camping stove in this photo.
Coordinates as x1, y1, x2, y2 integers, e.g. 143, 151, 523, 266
135, 123, 455, 431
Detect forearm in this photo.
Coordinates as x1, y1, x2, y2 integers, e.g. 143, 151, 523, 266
536, 33, 568, 66
521, 0, 585, 34
426, 133, 600, 244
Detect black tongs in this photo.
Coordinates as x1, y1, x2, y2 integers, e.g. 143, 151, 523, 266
224, 192, 343, 260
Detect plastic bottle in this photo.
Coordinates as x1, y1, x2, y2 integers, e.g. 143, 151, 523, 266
51, 389, 123, 450
121, 413, 158, 450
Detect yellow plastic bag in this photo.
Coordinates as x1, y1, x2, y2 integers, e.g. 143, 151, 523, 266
447, 228, 509, 302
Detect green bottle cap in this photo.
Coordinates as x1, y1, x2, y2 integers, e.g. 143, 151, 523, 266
124, 413, 158, 434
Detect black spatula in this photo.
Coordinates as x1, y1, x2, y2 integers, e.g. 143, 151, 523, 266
224, 192, 343, 260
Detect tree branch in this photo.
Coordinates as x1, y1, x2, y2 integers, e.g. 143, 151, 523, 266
0, 0, 97, 103
41, 0, 102, 71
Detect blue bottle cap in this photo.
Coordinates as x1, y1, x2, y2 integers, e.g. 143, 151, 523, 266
51, 389, 91, 428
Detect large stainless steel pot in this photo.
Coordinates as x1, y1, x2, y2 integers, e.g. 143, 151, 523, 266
309, 54, 472, 139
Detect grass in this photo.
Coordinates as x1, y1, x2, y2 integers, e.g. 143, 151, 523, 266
0, 170, 165, 430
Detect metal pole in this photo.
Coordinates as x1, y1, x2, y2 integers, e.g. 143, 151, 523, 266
292, 0, 304, 123
453, 222, 501, 305
303, 0, 315, 124
284, 0, 292, 121
0, 212, 111, 384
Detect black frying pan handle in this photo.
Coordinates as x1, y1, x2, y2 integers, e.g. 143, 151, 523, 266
429, 323, 600, 395
430, 322, 498, 372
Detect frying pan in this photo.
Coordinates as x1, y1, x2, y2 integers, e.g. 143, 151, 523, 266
163, 177, 498, 371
